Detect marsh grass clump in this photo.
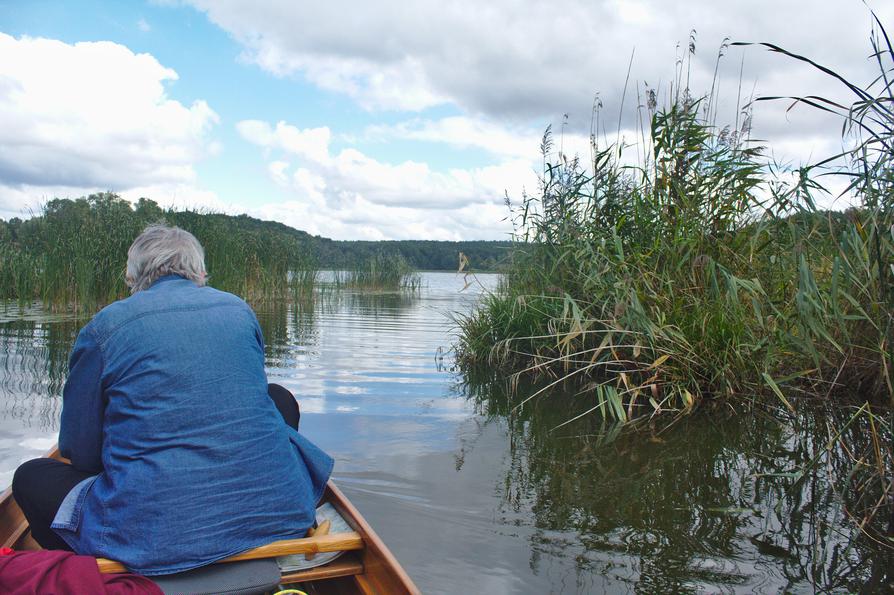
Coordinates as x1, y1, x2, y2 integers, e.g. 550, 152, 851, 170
0, 195, 146, 308
0, 195, 318, 308
289, 267, 318, 303
336, 252, 421, 291
457, 22, 894, 418
457, 16, 894, 543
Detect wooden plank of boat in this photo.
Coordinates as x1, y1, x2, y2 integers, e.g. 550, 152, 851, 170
0, 447, 420, 595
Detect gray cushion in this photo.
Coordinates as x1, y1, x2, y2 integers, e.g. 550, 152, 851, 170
151, 559, 281, 595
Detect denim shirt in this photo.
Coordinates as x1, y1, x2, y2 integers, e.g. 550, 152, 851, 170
51, 275, 334, 576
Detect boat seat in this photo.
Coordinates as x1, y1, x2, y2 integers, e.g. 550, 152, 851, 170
151, 558, 281, 595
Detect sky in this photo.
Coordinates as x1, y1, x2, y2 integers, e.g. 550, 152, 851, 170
0, 1, 890, 240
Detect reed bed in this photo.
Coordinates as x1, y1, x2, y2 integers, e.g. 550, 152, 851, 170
334, 253, 422, 291
0, 196, 318, 308
459, 20, 892, 414
456, 20, 893, 536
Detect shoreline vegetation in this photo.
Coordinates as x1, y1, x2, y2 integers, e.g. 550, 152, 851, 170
333, 253, 423, 292
0, 197, 508, 307
456, 20, 893, 543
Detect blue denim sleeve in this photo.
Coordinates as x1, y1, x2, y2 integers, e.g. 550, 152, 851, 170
252, 311, 266, 353
59, 325, 105, 473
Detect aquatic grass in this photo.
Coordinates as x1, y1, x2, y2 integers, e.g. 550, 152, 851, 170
457, 106, 779, 417
0, 195, 319, 308
456, 16, 894, 546
457, 20, 894, 415
335, 252, 422, 291
737, 12, 894, 547
289, 267, 318, 301
735, 14, 894, 400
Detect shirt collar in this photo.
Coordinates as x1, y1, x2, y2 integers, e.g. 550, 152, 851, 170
151, 274, 187, 287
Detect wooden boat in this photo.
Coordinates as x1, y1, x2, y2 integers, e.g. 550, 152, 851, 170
0, 447, 420, 594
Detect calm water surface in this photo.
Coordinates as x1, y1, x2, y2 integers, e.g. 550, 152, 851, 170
0, 272, 890, 593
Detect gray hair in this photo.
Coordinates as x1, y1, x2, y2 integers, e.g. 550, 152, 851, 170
126, 225, 207, 293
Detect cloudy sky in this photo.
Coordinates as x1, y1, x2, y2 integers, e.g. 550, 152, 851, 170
0, 1, 889, 240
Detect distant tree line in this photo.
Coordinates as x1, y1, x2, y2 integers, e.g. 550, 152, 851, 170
315, 238, 510, 272
0, 193, 508, 306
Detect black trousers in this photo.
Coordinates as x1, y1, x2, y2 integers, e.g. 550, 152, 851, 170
12, 383, 301, 551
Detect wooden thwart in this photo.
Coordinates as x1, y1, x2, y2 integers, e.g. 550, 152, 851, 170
280, 554, 365, 584
95, 531, 364, 574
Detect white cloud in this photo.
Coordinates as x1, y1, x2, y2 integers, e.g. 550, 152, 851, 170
268, 160, 290, 185
137, 18, 152, 32
184, 0, 894, 176
237, 117, 538, 211
0, 33, 220, 216
366, 117, 540, 161
251, 192, 512, 241
238, 117, 526, 239
184, 1, 892, 123
237, 120, 331, 163
365, 115, 600, 166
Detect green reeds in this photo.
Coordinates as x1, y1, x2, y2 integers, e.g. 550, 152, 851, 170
335, 252, 421, 291
457, 18, 894, 417
457, 20, 894, 542
0, 194, 319, 308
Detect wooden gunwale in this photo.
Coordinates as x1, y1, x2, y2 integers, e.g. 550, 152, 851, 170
0, 447, 420, 594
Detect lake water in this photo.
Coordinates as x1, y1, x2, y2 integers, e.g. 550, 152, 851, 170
0, 272, 891, 593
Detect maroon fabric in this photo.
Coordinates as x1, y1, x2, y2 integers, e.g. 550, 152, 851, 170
0, 550, 162, 595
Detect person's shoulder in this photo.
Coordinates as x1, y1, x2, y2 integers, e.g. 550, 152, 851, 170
86, 292, 141, 332
195, 286, 259, 323
88, 285, 255, 338
197, 285, 253, 310
90, 294, 134, 323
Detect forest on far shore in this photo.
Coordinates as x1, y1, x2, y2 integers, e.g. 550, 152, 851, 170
0, 194, 510, 272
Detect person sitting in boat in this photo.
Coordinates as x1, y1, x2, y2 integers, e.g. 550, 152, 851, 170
11, 224, 333, 576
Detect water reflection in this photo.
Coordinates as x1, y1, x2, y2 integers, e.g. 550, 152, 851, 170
463, 371, 894, 592
0, 302, 85, 485
258, 282, 460, 419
